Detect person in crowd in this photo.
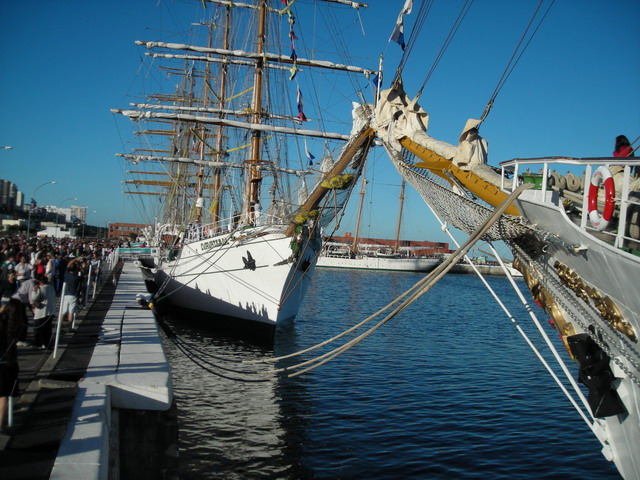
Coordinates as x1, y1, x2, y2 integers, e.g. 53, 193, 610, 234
55, 253, 67, 296
610, 135, 638, 189
61, 259, 82, 331
11, 276, 37, 346
0, 298, 25, 432
613, 134, 637, 177
32, 256, 46, 278
13, 255, 31, 284
30, 275, 56, 349
45, 253, 55, 286
614, 135, 634, 158
0, 271, 19, 306
53, 253, 63, 296
89, 252, 101, 296
0, 254, 16, 283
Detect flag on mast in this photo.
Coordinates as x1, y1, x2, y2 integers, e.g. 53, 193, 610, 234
389, 0, 413, 51
304, 139, 315, 166
296, 85, 307, 122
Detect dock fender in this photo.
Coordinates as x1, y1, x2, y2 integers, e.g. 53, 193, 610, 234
567, 333, 627, 417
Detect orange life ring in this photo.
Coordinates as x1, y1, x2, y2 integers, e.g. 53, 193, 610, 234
587, 166, 615, 231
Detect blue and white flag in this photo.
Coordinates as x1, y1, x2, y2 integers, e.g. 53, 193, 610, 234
371, 72, 382, 90
389, 0, 413, 51
304, 139, 315, 166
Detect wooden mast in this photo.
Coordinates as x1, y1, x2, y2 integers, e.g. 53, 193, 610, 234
393, 180, 406, 254
212, 5, 231, 227
247, 0, 267, 223
351, 175, 367, 254
194, 22, 215, 224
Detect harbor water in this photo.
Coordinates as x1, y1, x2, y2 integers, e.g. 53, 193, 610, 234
159, 269, 620, 479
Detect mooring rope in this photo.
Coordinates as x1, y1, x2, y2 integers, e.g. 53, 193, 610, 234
155, 313, 270, 383
262, 183, 532, 378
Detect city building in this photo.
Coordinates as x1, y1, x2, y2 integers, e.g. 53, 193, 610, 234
0, 179, 20, 212
71, 205, 87, 223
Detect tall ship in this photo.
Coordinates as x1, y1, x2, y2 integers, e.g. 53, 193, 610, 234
367, 3, 640, 478
317, 243, 442, 272
372, 69, 640, 480
318, 178, 442, 272
112, 0, 376, 337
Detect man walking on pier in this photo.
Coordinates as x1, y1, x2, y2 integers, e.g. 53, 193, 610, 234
60, 258, 81, 331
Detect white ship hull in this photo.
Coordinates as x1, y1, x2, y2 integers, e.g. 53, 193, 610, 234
146, 225, 320, 334
317, 253, 441, 272
513, 189, 640, 480
374, 83, 640, 477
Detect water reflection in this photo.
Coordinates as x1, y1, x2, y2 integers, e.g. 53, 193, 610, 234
159, 270, 619, 479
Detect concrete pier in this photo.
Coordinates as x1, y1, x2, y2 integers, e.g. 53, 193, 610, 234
0, 261, 178, 480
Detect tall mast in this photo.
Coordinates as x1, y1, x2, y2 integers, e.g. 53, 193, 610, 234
194, 22, 215, 224
212, 5, 231, 226
393, 180, 405, 254
351, 175, 367, 254
247, 0, 267, 223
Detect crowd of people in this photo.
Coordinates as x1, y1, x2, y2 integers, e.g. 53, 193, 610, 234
0, 234, 121, 433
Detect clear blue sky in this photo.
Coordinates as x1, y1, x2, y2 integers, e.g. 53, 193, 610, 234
1, 1, 638, 248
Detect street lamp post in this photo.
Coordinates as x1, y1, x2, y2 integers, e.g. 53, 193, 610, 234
27, 181, 56, 238
55, 197, 79, 238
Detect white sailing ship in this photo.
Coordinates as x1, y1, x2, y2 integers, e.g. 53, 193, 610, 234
112, 0, 376, 337
317, 178, 442, 272
317, 244, 442, 272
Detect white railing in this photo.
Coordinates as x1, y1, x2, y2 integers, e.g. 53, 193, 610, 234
500, 156, 640, 249
53, 249, 121, 358
183, 214, 289, 243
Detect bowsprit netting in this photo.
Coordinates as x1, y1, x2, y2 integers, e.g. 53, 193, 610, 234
393, 154, 534, 242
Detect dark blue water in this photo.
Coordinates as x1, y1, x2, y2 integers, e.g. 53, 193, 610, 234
161, 270, 620, 479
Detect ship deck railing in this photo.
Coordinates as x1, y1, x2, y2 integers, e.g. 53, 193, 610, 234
499, 156, 640, 251
184, 214, 290, 243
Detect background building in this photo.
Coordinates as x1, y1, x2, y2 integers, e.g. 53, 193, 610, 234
70, 205, 87, 223
108, 223, 149, 240
0, 179, 19, 213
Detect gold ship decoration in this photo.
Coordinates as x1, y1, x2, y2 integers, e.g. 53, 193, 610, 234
513, 257, 637, 355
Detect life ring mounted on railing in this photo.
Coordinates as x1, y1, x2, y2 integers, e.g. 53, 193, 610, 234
587, 166, 615, 231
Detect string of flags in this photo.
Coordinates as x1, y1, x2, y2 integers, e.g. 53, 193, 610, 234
282, 0, 311, 165
286, 3, 307, 126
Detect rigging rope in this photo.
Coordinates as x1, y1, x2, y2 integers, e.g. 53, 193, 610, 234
258, 183, 531, 378
479, 0, 555, 122
426, 202, 597, 431
392, 0, 433, 86
155, 313, 270, 383
416, 0, 474, 98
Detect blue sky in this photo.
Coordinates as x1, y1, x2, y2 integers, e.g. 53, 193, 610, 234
1, 1, 638, 248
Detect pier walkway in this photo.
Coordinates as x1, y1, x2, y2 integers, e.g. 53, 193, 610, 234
0, 261, 176, 480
